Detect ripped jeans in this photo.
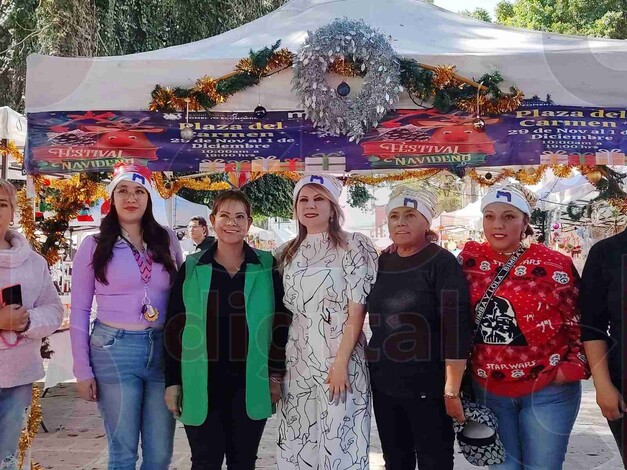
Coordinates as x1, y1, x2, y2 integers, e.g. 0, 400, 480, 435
0, 383, 32, 470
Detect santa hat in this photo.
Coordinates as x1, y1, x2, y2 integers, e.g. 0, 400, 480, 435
386, 185, 439, 225
293, 174, 343, 204
107, 163, 153, 199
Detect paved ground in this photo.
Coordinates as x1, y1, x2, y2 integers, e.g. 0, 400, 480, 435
31, 380, 622, 469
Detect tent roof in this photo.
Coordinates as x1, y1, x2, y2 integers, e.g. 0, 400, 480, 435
26, 0, 627, 112
0, 107, 27, 147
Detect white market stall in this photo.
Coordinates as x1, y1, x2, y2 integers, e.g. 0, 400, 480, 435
25, 0, 627, 113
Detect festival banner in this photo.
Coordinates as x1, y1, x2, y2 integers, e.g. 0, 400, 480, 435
26, 102, 627, 174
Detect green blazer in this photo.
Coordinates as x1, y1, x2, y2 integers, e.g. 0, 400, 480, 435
179, 248, 275, 425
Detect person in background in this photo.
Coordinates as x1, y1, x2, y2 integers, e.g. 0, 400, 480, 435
459, 183, 589, 470
368, 186, 472, 470
188, 216, 215, 253
580, 230, 626, 466
70, 163, 183, 469
276, 174, 378, 469
0, 179, 63, 469
164, 190, 290, 470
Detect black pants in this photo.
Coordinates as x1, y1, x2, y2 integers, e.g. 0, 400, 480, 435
372, 388, 455, 470
184, 380, 267, 470
608, 417, 625, 467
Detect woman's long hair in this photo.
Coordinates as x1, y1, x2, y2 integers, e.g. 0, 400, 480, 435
92, 197, 177, 285
278, 184, 346, 267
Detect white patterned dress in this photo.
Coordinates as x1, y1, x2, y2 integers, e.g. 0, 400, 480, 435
276, 231, 378, 470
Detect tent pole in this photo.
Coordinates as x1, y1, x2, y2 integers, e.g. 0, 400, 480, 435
1, 138, 7, 180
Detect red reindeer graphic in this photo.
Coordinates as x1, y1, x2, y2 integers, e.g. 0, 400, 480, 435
34, 117, 163, 162
365, 112, 499, 157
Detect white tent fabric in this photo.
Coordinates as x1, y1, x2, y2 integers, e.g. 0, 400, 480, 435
433, 200, 482, 230
26, 0, 627, 112
0, 107, 27, 146
535, 174, 596, 207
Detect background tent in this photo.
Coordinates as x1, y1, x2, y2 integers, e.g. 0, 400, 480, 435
26, 0, 627, 113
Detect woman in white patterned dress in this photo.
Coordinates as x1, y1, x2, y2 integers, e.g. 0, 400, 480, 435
276, 174, 378, 470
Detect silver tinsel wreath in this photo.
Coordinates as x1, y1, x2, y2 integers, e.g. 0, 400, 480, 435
292, 18, 402, 142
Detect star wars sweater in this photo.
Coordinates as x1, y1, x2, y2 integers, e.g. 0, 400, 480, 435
459, 241, 589, 397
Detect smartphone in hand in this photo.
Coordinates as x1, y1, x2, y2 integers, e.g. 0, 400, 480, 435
1, 284, 23, 306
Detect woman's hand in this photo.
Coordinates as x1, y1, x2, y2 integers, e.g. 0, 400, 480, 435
77, 378, 97, 402
325, 361, 352, 404
0, 304, 28, 332
165, 385, 182, 418
445, 396, 465, 423
270, 376, 282, 405
595, 381, 626, 421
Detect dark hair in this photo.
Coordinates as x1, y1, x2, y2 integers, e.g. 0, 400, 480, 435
211, 190, 252, 218
92, 197, 177, 285
189, 216, 207, 228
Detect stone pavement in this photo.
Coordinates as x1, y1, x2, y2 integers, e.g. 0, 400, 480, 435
32, 380, 622, 469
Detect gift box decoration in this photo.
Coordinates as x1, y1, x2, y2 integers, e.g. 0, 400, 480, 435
251, 156, 281, 172
595, 149, 625, 165
199, 159, 225, 172
304, 152, 346, 172
540, 150, 568, 165
225, 160, 252, 172
280, 158, 305, 172
567, 152, 596, 166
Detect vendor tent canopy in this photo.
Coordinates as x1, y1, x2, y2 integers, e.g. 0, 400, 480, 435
0, 107, 27, 146
26, 0, 627, 113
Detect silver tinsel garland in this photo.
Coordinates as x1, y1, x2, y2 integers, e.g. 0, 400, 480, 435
292, 18, 402, 142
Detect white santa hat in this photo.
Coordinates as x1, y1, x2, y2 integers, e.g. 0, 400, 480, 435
293, 174, 343, 203
480, 183, 537, 217
385, 185, 439, 225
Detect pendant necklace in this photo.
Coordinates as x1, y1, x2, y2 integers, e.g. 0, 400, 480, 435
120, 234, 158, 322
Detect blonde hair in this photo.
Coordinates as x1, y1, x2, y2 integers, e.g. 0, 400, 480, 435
278, 184, 346, 267
0, 179, 18, 216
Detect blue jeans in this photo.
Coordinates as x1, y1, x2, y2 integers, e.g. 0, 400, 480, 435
473, 381, 581, 470
0, 383, 32, 470
90, 321, 174, 470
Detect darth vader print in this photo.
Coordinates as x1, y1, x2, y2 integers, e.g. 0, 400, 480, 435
476, 295, 527, 346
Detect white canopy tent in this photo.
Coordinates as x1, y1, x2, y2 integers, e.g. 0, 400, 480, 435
0, 106, 27, 146
26, 0, 627, 113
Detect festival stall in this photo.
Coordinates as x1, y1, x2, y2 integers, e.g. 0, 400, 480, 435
13, 1, 627, 465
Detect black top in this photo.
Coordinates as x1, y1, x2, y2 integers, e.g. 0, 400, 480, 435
367, 243, 473, 398
193, 235, 216, 252
580, 230, 626, 389
164, 242, 290, 388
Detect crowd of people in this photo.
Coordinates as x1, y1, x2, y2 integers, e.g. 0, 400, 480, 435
0, 164, 624, 470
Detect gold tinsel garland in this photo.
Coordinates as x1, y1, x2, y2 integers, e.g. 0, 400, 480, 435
149, 48, 523, 115
432, 65, 459, 89
17, 187, 41, 252
346, 169, 442, 185
456, 89, 525, 116
17, 385, 43, 470
466, 165, 575, 187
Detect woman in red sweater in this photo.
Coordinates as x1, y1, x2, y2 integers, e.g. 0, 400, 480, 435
459, 183, 588, 470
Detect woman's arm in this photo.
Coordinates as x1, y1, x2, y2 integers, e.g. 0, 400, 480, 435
163, 263, 187, 388
269, 259, 291, 377
555, 263, 590, 381
327, 300, 367, 403
22, 257, 63, 339
69, 236, 97, 381
584, 340, 625, 421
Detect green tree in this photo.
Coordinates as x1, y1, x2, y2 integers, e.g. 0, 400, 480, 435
495, 0, 627, 39
459, 7, 493, 22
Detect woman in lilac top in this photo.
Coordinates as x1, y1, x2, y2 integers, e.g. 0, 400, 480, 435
70, 164, 182, 470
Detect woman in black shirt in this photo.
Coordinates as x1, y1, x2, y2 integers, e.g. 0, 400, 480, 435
163, 191, 290, 470
367, 186, 473, 470
580, 230, 626, 466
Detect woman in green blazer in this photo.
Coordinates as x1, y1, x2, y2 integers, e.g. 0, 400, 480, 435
164, 190, 290, 470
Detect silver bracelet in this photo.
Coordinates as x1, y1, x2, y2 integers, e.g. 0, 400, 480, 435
269, 376, 282, 384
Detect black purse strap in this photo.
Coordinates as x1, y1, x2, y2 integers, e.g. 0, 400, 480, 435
472, 243, 527, 342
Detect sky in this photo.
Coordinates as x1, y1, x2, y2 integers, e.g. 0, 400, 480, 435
434, 0, 502, 17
